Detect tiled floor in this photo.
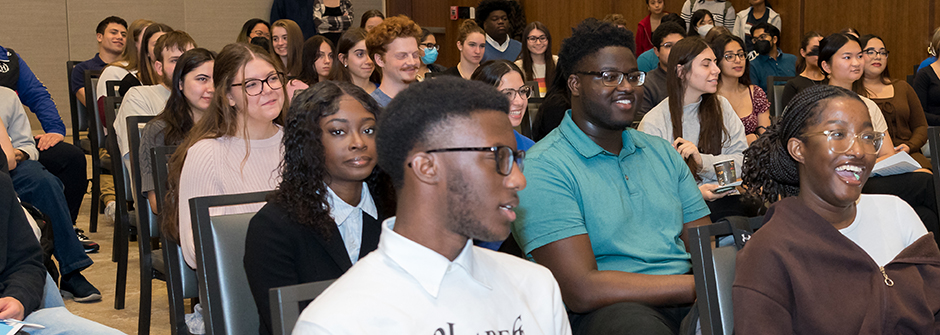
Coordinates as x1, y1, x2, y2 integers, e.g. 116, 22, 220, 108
58, 154, 175, 335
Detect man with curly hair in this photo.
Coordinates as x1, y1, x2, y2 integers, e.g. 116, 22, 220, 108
293, 77, 572, 334
513, 18, 711, 335
365, 15, 421, 107
477, 0, 523, 63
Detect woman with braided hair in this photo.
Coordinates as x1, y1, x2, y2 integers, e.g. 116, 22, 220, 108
734, 84, 940, 333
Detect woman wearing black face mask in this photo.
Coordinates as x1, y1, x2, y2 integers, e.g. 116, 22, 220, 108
780, 31, 824, 108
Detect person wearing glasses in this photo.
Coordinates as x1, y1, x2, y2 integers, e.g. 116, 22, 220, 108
163, 43, 287, 271
735, 84, 940, 333
712, 34, 769, 145
639, 21, 686, 120
640, 36, 756, 222
294, 76, 571, 334
857, 35, 930, 169
820, 32, 940, 246
365, 15, 422, 107
747, 22, 796, 92
416, 28, 446, 81
515, 22, 557, 98
514, 19, 710, 335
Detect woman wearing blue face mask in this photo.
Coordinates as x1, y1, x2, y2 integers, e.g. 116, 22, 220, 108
416, 28, 446, 81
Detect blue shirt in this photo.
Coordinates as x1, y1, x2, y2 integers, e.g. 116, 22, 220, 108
0, 46, 65, 135
638, 48, 660, 73
369, 87, 392, 108
482, 38, 523, 64
70, 53, 106, 95
513, 111, 710, 275
919, 57, 937, 72
749, 49, 797, 92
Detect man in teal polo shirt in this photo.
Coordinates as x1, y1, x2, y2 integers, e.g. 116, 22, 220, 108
512, 18, 711, 335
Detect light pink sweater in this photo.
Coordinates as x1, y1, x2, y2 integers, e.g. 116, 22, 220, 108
178, 128, 284, 269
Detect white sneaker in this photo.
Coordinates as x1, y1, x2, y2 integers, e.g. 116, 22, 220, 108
185, 303, 206, 334
104, 201, 116, 224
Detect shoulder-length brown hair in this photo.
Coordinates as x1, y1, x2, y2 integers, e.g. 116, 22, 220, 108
112, 19, 153, 72
666, 36, 727, 178
162, 43, 288, 242
138, 23, 174, 85
518, 21, 556, 83
272, 19, 305, 77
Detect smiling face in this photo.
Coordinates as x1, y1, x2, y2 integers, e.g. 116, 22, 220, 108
375, 36, 420, 84
497, 71, 527, 127
822, 40, 864, 84
272, 26, 288, 57
571, 46, 643, 130
648, 0, 664, 14
862, 37, 888, 77
459, 32, 486, 65
228, 58, 283, 127
718, 40, 747, 79
526, 28, 548, 55
182, 61, 215, 112
315, 42, 334, 78
321, 96, 378, 188
437, 110, 526, 242
98, 23, 127, 55
682, 47, 721, 97
792, 97, 875, 209
344, 40, 375, 81
484, 10, 509, 38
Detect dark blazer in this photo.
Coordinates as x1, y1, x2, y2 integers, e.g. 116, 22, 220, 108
244, 191, 390, 335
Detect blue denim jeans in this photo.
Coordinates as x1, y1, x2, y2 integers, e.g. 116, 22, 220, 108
10, 160, 92, 275
20, 273, 125, 334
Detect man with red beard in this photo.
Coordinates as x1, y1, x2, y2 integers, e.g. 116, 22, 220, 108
365, 15, 421, 107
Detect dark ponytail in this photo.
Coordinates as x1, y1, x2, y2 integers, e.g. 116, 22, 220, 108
742, 85, 863, 204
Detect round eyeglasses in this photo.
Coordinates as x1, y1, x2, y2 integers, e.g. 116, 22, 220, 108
232, 72, 285, 96
576, 70, 646, 87
807, 129, 884, 154
501, 86, 533, 100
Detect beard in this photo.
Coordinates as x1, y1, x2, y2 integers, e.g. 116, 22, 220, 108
161, 69, 173, 88
444, 168, 506, 242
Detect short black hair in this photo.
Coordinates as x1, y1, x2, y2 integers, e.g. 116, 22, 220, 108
377, 76, 510, 189
751, 22, 780, 42
96, 16, 127, 35
652, 22, 686, 50
661, 13, 685, 27
550, 18, 635, 97
475, 0, 514, 28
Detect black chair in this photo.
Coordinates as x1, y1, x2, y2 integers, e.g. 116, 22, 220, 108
688, 216, 763, 335
766, 76, 795, 120
927, 127, 940, 225
106, 80, 122, 98
152, 145, 198, 335
83, 69, 105, 232
65, 61, 88, 149
191, 191, 271, 335
104, 96, 140, 310
269, 279, 336, 335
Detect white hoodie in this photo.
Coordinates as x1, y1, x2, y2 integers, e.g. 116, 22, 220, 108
732, 7, 782, 42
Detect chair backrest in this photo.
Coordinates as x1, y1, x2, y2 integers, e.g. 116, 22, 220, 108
269, 279, 336, 335
66, 61, 87, 145
84, 70, 103, 148
106, 80, 122, 98
688, 216, 761, 335
151, 145, 198, 303
151, 145, 178, 214
127, 116, 156, 234
191, 191, 271, 335
928, 128, 940, 224
767, 76, 794, 119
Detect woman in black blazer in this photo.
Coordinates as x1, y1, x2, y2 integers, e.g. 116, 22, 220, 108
244, 81, 396, 335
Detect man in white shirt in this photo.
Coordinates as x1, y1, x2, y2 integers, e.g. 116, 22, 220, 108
113, 30, 195, 159
293, 77, 572, 335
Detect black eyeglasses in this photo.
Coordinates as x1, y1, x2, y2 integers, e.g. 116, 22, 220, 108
420, 146, 524, 176
723, 52, 747, 62
576, 70, 646, 87
862, 48, 890, 58
420, 42, 439, 50
526, 36, 548, 43
232, 72, 285, 96
501, 86, 533, 100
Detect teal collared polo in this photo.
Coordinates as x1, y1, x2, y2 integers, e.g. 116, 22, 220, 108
512, 111, 710, 275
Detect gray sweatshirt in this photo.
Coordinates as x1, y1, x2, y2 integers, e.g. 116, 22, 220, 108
0, 87, 39, 161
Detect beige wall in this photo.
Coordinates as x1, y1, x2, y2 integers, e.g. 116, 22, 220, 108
0, 0, 383, 132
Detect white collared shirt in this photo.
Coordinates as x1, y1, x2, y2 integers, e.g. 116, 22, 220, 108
486, 33, 511, 52
293, 218, 572, 335
326, 182, 377, 265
